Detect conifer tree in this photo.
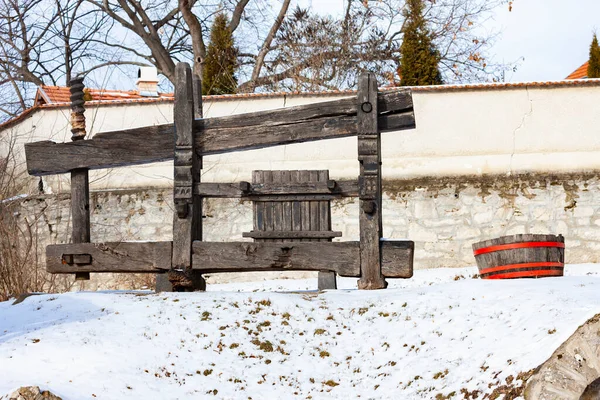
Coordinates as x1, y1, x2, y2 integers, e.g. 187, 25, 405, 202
399, 0, 443, 86
202, 13, 238, 95
588, 34, 600, 79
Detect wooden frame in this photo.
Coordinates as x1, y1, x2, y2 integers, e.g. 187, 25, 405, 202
25, 63, 416, 291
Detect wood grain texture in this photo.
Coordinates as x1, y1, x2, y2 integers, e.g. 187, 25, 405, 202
191, 241, 411, 278
47, 242, 172, 273
193, 241, 360, 276
25, 91, 414, 176
357, 72, 386, 290
70, 168, 91, 280
381, 240, 414, 278
172, 63, 195, 271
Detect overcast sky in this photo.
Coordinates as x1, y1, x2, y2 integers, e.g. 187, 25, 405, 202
299, 0, 600, 82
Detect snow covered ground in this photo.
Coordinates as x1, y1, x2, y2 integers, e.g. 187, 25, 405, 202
1, 264, 600, 399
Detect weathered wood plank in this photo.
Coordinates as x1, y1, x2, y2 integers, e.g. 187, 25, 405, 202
71, 168, 91, 281
47, 240, 412, 277
191, 241, 412, 278
193, 241, 360, 276
172, 63, 195, 273
25, 91, 414, 176
357, 72, 386, 290
195, 180, 359, 197
242, 231, 342, 239
47, 242, 172, 273
318, 271, 337, 290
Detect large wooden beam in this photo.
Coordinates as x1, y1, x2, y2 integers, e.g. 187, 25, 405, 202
357, 72, 387, 290
46, 240, 413, 278
192, 241, 413, 278
46, 242, 172, 273
25, 90, 414, 176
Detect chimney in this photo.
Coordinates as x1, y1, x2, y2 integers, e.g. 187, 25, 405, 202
137, 67, 159, 97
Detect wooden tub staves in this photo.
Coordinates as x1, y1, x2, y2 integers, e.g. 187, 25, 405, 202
472, 234, 565, 279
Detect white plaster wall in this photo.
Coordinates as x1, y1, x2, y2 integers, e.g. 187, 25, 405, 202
5, 84, 600, 192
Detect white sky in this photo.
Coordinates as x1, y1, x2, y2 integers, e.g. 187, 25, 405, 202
300, 0, 600, 82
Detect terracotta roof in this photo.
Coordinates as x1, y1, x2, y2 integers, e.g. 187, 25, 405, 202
566, 62, 588, 80
35, 86, 174, 105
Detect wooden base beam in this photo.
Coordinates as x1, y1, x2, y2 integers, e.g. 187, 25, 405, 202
47, 240, 413, 279
47, 242, 172, 273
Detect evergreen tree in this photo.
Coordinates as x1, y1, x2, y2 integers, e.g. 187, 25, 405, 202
588, 34, 600, 79
399, 0, 443, 86
202, 13, 238, 95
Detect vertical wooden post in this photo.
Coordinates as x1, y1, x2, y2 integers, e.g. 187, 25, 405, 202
357, 72, 386, 290
69, 77, 90, 281
167, 62, 206, 292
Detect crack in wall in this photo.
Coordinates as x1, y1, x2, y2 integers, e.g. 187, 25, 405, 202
508, 86, 534, 175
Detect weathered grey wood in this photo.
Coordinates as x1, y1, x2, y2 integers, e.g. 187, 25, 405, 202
381, 240, 414, 278
172, 63, 206, 291
318, 271, 337, 290
271, 171, 284, 243
193, 241, 360, 275
191, 241, 412, 278
25, 91, 415, 176
71, 168, 91, 281
357, 72, 386, 290
46, 240, 412, 277
243, 231, 342, 239
291, 171, 303, 234
316, 170, 337, 288
299, 170, 311, 241
195, 179, 359, 197
47, 242, 172, 273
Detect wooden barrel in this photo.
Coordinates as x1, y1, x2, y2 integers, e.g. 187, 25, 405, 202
472, 234, 565, 279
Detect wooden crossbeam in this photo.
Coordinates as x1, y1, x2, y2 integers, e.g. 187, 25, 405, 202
25, 91, 414, 176
195, 180, 359, 198
46, 240, 413, 278
46, 242, 173, 273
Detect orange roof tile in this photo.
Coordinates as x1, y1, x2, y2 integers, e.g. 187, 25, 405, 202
35, 86, 173, 105
566, 62, 588, 79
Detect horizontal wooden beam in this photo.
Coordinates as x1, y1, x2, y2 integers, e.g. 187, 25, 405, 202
242, 231, 343, 239
195, 180, 359, 198
26, 90, 414, 176
46, 242, 172, 273
192, 240, 413, 278
46, 240, 413, 279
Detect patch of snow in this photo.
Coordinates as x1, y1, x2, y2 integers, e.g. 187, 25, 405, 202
0, 264, 598, 399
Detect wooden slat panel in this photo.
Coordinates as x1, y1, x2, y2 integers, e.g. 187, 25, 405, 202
47, 242, 172, 273
191, 241, 412, 278
271, 171, 284, 242
291, 171, 303, 234
25, 91, 414, 176
299, 170, 311, 242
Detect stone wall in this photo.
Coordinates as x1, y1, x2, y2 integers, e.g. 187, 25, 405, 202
16, 171, 600, 289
